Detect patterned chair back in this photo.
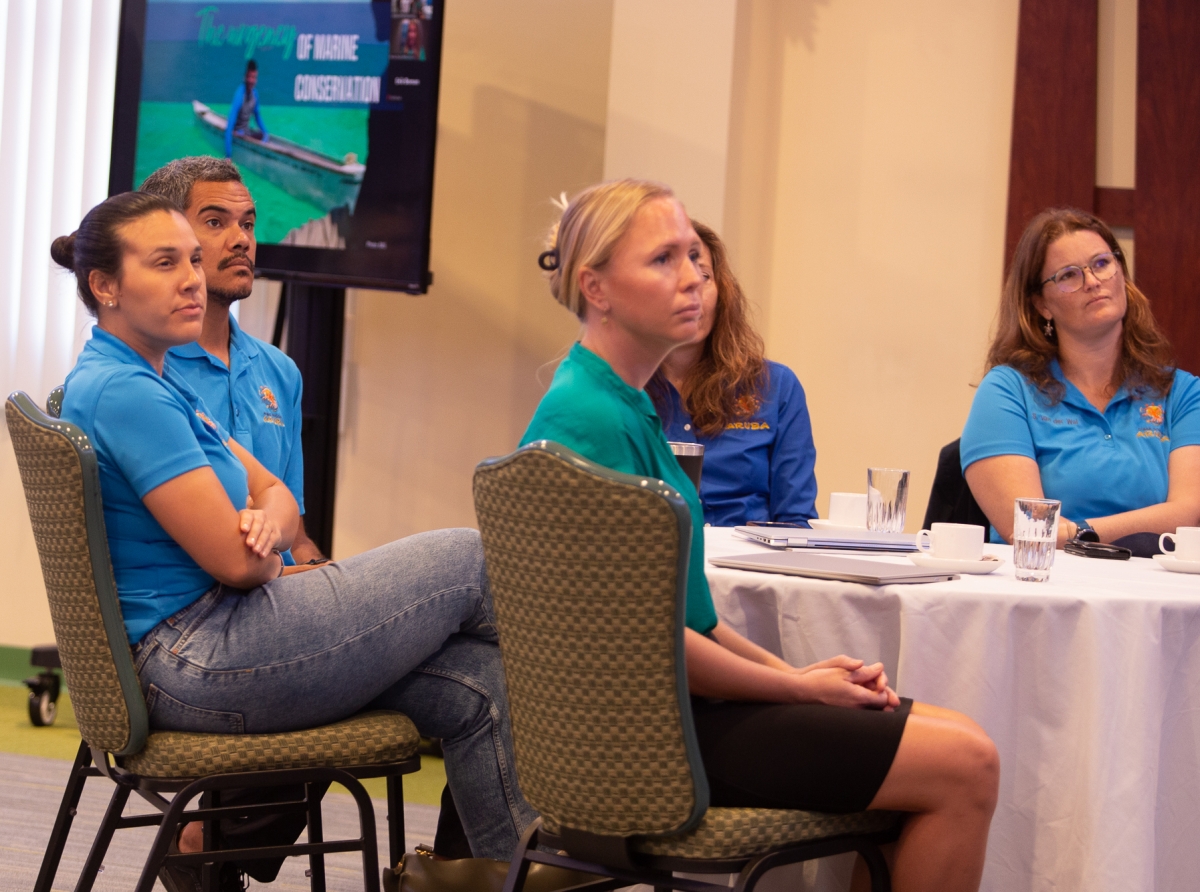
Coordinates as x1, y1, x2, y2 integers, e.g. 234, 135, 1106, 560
5, 392, 148, 756
473, 441, 709, 840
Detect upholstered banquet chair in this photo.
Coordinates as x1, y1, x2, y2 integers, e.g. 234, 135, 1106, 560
473, 442, 901, 892
6, 391, 420, 892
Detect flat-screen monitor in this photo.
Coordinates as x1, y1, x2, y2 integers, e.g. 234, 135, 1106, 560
110, 0, 444, 292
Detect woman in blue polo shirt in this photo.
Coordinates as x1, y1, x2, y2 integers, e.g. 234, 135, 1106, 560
52, 192, 534, 860
649, 221, 817, 527
525, 179, 999, 892
961, 208, 1200, 545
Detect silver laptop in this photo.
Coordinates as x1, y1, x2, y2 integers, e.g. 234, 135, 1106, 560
710, 551, 958, 585
733, 526, 918, 553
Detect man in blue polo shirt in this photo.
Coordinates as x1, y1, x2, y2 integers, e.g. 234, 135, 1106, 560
141, 157, 324, 565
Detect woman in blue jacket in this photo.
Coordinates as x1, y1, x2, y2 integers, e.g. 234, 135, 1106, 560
649, 221, 817, 527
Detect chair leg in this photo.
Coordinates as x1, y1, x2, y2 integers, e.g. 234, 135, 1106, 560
500, 817, 542, 892
33, 741, 92, 892
386, 774, 406, 867
201, 789, 222, 892
857, 843, 891, 892
73, 782, 132, 892
339, 776, 381, 892
307, 781, 327, 892
136, 784, 205, 892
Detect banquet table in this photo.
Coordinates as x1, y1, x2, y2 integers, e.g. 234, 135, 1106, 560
703, 527, 1200, 892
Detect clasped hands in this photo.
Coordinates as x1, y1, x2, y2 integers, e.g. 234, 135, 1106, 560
792, 655, 901, 711
238, 495, 283, 559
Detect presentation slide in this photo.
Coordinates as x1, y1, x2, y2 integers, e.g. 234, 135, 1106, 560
115, 0, 443, 291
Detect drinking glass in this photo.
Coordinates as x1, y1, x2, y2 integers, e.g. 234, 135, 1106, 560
668, 442, 704, 491
1013, 498, 1061, 582
867, 468, 909, 532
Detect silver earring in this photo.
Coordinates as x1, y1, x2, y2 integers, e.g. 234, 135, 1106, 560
1043, 317, 1054, 338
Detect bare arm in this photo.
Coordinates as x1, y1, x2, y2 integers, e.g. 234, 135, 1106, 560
709, 621, 792, 671
963, 454, 1046, 544
288, 517, 327, 564
142, 441, 299, 589
686, 629, 899, 708
964, 446, 1200, 544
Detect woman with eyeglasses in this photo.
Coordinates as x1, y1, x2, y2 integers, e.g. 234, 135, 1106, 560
961, 208, 1200, 545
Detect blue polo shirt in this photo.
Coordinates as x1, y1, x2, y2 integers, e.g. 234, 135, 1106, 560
62, 327, 250, 645
168, 317, 304, 562
960, 362, 1200, 525
657, 360, 817, 527
521, 343, 719, 635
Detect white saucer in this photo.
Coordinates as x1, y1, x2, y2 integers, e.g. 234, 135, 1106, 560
809, 518, 868, 532
1152, 554, 1200, 574
909, 553, 1004, 574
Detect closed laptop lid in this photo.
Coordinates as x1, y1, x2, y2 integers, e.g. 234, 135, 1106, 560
710, 551, 958, 585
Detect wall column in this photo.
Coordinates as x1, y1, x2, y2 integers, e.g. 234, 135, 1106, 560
602, 0, 738, 229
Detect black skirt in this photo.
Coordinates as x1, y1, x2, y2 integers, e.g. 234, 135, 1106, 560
689, 696, 912, 814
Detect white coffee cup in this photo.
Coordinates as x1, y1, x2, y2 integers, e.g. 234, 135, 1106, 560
828, 492, 867, 528
1160, 527, 1200, 561
915, 523, 985, 561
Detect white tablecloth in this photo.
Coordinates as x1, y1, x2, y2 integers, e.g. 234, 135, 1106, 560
703, 527, 1200, 892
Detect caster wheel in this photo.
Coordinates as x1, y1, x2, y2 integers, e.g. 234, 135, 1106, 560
29, 689, 57, 726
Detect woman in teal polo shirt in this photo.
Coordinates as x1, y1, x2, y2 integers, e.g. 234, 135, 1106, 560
523, 179, 999, 892
962, 208, 1200, 545
51, 192, 534, 862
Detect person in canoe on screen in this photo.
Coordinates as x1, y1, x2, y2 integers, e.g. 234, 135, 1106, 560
52, 192, 536, 892
648, 221, 817, 527
225, 59, 269, 158
960, 207, 1200, 547
522, 178, 999, 892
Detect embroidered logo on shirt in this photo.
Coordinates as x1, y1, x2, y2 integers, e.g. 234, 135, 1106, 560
1136, 402, 1167, 440
725, 421, 770, 431
259, 386, 279, 411
1140, 403, 1164, 426
195, 411, 217, 430
258, 385, 285, 427
1031, 412, 1079, 426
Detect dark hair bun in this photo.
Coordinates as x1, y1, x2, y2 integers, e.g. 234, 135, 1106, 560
50, 233, 77, 270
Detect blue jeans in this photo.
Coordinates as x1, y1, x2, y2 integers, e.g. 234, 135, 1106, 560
134, 528, 537, 859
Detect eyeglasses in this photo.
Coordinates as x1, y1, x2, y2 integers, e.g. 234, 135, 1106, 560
1040, 252, 1121, 293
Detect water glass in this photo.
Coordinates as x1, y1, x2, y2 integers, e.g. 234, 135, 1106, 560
867, 468, 909, 532
1013, 498, 1061, 582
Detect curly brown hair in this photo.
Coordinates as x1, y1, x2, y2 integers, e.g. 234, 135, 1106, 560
987, 207, 1175, 403
648, 221, 767, 436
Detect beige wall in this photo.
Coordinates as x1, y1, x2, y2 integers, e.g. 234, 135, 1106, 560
330, 0, 611, 556
604, 0, 738, 226
725, 0, 1020, 527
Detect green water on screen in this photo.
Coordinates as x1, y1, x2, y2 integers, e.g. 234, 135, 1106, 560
134, 101, 369, 244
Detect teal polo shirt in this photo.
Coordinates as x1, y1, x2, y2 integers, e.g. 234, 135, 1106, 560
62, 327, 250, 644
960, 362, 1200, 524
521, 343, 719, 634
169, 317, 304, 561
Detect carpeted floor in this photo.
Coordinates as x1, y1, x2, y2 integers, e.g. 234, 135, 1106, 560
0, 749, 439, 891
0, 682, 443, 891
